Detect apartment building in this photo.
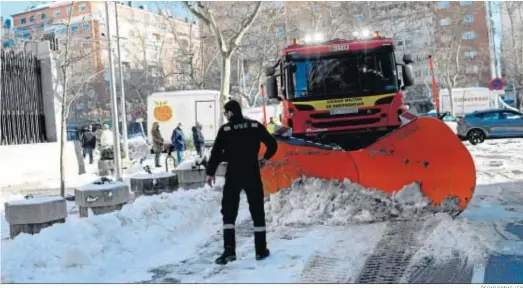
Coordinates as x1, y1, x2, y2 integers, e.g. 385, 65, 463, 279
434, 1, 498, 88
11, 1, 200, 125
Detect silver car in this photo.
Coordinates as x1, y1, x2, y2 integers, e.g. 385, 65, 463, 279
457, 108, 523, 145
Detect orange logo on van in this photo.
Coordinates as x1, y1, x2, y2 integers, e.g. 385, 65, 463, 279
153, 101, 173, 122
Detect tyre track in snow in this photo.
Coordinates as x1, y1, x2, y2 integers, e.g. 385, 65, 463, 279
297, 217, 442, 283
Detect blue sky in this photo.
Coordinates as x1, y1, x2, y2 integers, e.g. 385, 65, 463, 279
1, 1, 190, 21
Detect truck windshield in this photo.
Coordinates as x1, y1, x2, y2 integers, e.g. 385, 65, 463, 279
289, 52, 398, 100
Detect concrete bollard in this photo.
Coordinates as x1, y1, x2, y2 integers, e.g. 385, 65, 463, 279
130, 172, 179, 197
74, 181, 130, 218
174, 166, 207, 190
98, 160, 114, 176
5, 196, 67, 238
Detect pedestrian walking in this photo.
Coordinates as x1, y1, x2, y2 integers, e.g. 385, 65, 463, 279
80, 125, 97, 164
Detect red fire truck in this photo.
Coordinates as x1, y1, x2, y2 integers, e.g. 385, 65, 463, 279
264, 32, 415, 150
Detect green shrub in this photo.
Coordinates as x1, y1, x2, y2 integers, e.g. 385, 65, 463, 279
100, 144, 126, 160
185, 138, 195, 151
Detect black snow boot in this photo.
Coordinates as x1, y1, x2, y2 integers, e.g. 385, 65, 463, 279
215, 228, 236, 265
215, 247, 236, 265
254, 230, 270, 261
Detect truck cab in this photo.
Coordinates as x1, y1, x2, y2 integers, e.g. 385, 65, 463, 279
264, 33, 415, 149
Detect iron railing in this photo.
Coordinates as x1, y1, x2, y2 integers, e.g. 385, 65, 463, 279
1, 49, 47, 145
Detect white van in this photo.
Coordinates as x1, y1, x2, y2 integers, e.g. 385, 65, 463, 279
147, 90, 222, 148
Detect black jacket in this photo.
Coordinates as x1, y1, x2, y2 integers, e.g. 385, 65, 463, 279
81, 131, 97, 148
206, 117, 278, 177
192, 126, 205, 147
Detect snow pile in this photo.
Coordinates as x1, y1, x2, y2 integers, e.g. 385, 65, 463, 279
128, 137, 149, 161
404, 214, 505, 271
265, 177, 459, 227
1, 187, 222, 283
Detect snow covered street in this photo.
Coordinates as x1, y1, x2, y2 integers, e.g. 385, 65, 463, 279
1, 138, 523, 283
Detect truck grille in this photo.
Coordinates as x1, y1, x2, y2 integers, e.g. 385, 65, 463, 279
309, 108, 381, 119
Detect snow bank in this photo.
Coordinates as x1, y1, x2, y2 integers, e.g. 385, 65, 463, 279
265, 177, 460, 227
128, 137, 149, 161
1, 187, 222, 283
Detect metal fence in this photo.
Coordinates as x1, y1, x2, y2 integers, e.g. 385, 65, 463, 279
1, 49, 47, 145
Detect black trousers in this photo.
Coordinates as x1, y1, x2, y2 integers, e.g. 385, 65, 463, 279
221, 175, 266, 253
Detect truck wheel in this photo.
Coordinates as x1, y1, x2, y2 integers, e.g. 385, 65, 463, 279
467, 129, 485, 145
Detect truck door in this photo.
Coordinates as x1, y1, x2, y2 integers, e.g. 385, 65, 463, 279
196, 100, 216, 143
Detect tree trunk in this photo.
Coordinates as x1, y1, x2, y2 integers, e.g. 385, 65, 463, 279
447, 87, 455, 116
60, 68, 68, 198
220, 54, 232, 105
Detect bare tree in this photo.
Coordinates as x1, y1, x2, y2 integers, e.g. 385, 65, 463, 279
430, 2, 491, 115
57, 3, 104, 196
501, 1, 523, 110
182, 1, 263, 107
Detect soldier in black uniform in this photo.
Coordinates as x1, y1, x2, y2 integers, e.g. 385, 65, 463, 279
205, 99, 278, 265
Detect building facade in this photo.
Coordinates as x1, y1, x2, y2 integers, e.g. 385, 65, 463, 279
10, 1, 200, 126
434, 1, 500, 88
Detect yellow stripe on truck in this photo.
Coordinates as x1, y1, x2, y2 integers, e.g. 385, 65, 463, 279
292, 93, 396, 110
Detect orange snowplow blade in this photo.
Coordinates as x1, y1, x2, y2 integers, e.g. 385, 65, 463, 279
259, 116, 476, 212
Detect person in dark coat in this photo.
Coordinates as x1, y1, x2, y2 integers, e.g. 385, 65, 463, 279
205, 99, 278, 265
192, 122, 205, 157
151, 122, 164, 167
80, 125, 97, 164
171, 122, 186, 165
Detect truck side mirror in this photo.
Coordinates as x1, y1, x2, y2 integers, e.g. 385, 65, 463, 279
266, 76, 279, 100
265, 66, 275, 77
403, 54, 414, 65
402, 64, 414, 87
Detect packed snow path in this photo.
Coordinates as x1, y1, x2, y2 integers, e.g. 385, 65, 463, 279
1, 139, 523, 283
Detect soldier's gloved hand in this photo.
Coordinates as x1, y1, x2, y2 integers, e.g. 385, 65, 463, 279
259, 158, 268, 168
206, 175, 215, 188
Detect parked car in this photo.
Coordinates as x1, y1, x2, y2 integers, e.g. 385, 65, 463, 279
421, 111, 458, 134
457, 108, 523, 145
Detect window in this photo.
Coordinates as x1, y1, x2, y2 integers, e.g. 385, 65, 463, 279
354, 14, 364, 22
441, 35, 452, 42
20, 18, 26, 24
79, 4, 87, 12
480, 112, 499, 120
54, 10, 60, 17
464, 15, 474, 23
460, 1, 473, 6
289, 51, 398, 99
82, 23, 89, 31
396, 40, 403, 46
404, 39, 413, 48
500, 111, 523, 120
71, 24, 78, 32
440, 18, 451, 26
462, 31, 476, 40
438, 1, 449, 9
29, 16, 35, 23
464, 49, 476, 59
465, 65, 478, 74
41, 13, 46, 20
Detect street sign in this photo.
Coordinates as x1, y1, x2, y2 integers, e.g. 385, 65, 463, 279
489, 78, 505, 91
132, 108, 144, 120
